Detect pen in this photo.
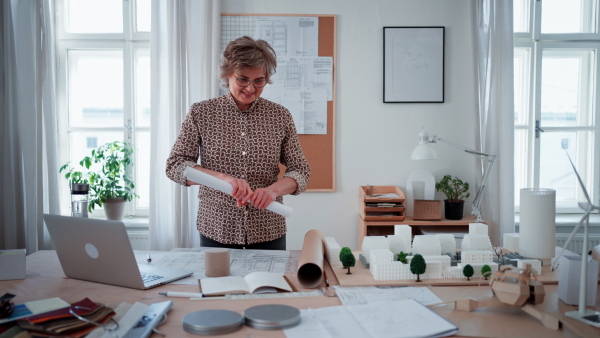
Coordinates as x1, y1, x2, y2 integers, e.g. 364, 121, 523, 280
190, 296, 228, 300
159, 291, 206, 298
324, 271, 329, 287
146, 254, 152, 263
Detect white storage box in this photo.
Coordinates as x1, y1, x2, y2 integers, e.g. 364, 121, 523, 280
0, 249, 26, 280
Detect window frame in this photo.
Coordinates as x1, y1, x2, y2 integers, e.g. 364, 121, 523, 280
514, 0, 600, 214
55, 0, 150, 218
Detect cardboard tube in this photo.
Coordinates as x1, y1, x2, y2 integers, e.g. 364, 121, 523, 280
205, 248, 230, 277
297, 229, 324, 288
184, 167, 292, 217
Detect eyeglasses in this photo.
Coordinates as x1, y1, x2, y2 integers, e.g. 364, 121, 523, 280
69, 306, 119, 337
235, 77, 267, 88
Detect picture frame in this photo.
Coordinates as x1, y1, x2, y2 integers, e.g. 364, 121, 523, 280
383, 27, 445, 103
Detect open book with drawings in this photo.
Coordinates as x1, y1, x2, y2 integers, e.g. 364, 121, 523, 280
199, 271, 293, 296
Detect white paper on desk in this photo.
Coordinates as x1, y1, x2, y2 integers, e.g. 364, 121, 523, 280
286, 299, 457, 338
334, 286, 443, 306
152, 248, 290, 285
346, 299, 457, 338
285, 307, 370, 338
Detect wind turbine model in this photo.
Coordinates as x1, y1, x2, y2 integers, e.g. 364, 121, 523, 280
553, 151, 600, 327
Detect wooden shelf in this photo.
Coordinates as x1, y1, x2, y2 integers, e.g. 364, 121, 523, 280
359, 186, 406, 221
358, 215, 481, 249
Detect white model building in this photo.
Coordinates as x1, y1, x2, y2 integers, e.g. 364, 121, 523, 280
503, 233, 520, 252
461, 250, 494, 264
469, 223, 488, 235
361, 236, 389, 264
359, 223, 499, 281
323, 237, 342, 266
461, 234, 493, 252
387, 235, 410, 255
517, 259, 542, 275
394, 224, 412, 252
412, 235, 442, 256
436, 234, 456, 255
443, 266, 464, 279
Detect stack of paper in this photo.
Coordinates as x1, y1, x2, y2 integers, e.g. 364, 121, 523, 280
285, 299, 457, 338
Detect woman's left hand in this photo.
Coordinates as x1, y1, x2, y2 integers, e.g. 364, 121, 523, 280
250, 188, 277, 209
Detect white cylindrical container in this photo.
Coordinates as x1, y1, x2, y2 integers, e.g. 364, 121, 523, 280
519, 188, 556, 259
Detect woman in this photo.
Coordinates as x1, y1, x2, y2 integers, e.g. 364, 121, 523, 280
166, 36, 310, 250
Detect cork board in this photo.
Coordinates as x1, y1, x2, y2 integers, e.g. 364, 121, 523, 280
221, 14, 337, 191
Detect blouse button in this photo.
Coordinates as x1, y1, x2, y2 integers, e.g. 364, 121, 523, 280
241, 132, 246, 136
242, 151, 247, 155
244, 210, 249, 215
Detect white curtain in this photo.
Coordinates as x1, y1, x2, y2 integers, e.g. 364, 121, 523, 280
1, 0, 60, 253
473, 0, 515, 245
149, 0, 221, 250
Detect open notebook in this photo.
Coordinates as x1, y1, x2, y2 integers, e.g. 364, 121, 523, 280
43, 214, 192, 290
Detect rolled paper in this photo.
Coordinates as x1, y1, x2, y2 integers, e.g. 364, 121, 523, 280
184, 167, 293, 218
205, 248, 230, 277
297, 229, 324, 288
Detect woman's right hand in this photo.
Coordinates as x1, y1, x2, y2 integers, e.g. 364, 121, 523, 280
223, 176, 253, 207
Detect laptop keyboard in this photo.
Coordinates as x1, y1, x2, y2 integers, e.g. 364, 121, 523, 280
141, 273, 163, 283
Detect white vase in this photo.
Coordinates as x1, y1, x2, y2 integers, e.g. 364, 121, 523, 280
103, 197, 126, 220
519, 188, 555, 259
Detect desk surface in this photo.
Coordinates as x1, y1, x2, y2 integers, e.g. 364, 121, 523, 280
2, 250, 600, 337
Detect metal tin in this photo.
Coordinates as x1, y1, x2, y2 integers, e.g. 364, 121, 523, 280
182, 309, 243, 335
243, 304, 301, 330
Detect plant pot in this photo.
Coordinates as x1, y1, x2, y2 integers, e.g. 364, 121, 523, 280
104, 197, 126, 220
444, 200, 464, 220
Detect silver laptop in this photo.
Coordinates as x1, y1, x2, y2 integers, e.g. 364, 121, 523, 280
43, 214, 192, 290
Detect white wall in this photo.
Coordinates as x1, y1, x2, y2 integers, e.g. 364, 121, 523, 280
222, 0, 478, 250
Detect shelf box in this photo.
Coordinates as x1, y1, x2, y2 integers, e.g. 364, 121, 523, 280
359, 186, 406, 221
413, 200, 442, 220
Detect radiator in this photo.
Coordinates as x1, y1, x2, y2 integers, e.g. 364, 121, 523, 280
127, 231, 150, 251
555, 233, 600, 254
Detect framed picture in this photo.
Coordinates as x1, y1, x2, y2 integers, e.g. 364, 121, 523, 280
383, 27, 445, 103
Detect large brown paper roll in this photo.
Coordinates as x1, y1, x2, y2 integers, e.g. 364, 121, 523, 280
297, 229, 324, 288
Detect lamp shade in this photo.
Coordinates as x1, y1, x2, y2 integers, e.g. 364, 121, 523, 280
411, 144, 438, 160
411, 131, 438, 160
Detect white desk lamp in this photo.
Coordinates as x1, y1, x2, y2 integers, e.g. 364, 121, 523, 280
553, 152, 600, 327
410, 129, 496, 223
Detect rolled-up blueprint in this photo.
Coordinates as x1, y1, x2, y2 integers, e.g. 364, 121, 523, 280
184, 167, 293, 218
297, 229, 324, 288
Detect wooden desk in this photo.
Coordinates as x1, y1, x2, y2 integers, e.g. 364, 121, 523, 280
2, 251, 599, 337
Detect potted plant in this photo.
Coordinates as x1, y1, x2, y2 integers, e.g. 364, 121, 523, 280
435, 174, 470, 220
60, 141, 138, 220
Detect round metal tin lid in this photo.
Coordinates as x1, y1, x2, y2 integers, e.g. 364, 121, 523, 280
182, 309, 243, 335
243, 304, 301, 330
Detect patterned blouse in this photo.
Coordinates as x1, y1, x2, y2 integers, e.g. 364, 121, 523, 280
166, 93, 310, 245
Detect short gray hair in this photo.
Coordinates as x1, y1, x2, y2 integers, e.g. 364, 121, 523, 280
219, 36, 277, 88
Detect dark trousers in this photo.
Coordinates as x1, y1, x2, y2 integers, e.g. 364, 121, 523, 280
199, 233, 286, 250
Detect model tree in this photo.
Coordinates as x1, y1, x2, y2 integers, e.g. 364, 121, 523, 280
410, 254, 426, 282
339, 247, 355, 274
397, 251, 408, 263
481, 264, 492, 280
463, 264, 474, 281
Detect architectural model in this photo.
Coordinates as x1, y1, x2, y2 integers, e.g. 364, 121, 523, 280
362, 223, 518, 281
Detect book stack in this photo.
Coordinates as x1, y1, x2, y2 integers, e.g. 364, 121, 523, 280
17, 298, 115, 338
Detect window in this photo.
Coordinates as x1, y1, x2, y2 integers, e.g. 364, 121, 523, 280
514, 0, 600, 213
56, 0, 151, 217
